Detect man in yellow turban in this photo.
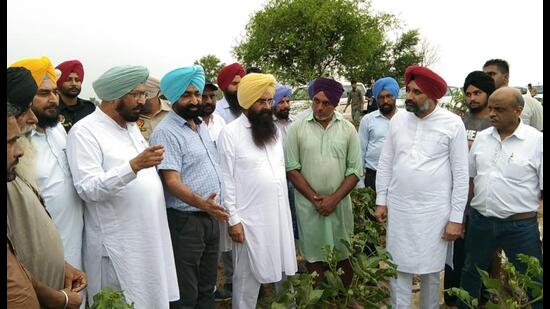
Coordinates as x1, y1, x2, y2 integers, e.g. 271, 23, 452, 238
217, 73, 297, 308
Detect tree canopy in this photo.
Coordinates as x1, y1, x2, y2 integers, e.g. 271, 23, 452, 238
194, 54, 225, 83
233, 0, 432, 86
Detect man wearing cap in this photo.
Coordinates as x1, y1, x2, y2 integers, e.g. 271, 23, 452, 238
374, 65, 469, 308
358, 77, 400, 191
285, 78, 363, 291
214, 62, 246, 124
217, 73, 297, 309
7, 60, 88, 302
149, 65, 229, 308
56, 60, 96, 132
459, 87, 543, 309
200, 80, 227, 143
137, 75, 172, 141
443, 71, 495, 308
66, 65, 179, 308
483, 59, 543, 131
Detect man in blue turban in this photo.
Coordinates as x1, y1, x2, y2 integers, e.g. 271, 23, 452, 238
358, 76, 401, 191
150, 65, 229, 308
66, 65, 180, 308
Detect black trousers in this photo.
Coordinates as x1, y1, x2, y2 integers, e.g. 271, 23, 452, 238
167, 209, 219, 309
364, 168, 377, 191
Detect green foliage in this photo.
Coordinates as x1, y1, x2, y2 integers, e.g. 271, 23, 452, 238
445, 253, 543, 308
91, 288, 134, 309
269, 187, 397, 308
193, 54, 225, 83
234, 0, 431, 86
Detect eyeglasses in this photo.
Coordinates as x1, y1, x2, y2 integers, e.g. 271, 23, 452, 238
127, 91, 148, 99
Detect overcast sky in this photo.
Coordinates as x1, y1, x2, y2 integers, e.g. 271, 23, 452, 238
7, 0, 542, 99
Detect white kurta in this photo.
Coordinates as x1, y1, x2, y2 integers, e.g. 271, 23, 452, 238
376, 106, 469, 274
217, 114, 297, 283
31, 123, 84, 271
66, 109, 179, 308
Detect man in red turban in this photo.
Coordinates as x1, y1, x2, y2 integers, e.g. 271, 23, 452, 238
215, 63, 246, 123
56, 60, 96, 132
374, 65, 469, 308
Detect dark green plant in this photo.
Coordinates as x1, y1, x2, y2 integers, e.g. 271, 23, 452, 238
445, 253, 543, 308
270, 188, 396, 308
91, 288, 135, 309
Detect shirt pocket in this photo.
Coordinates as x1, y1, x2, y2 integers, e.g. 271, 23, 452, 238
503, 157, 534, 182
330, 140, 347, 159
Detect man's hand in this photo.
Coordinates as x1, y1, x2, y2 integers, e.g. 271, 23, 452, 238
203, 192, 229, 222
64, 262, 87, 292
442, 221, 463, 241
228, 223, 245, 243
61, 288, 83, 309
129, 144, 164, 173
374, 205, 387, 223
313, 194, 340, 216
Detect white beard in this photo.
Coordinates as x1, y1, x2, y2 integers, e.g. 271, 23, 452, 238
15, 133, 38, 190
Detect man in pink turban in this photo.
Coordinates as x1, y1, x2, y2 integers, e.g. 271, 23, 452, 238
215, 63, 246, 123
374, 65, 469, 308
56, 60, 96, 132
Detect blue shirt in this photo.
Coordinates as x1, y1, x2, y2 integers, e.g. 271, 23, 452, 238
150, 111, 222, 212
358, 109, 399, 170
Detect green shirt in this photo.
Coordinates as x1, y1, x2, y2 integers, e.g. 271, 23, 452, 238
285, 112, 363, 262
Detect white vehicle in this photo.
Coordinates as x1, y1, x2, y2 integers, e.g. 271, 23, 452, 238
534, 84, 543, 104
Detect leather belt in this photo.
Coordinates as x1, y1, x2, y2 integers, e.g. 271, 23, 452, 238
498, 211, 537, 222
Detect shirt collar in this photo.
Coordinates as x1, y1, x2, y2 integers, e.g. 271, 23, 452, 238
305, 110, 343, 123
490, 119, 527, 141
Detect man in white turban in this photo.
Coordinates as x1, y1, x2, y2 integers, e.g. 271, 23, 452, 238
217, 73, 297, 309
66, 65, 179, 308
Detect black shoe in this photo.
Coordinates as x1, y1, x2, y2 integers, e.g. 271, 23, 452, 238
214, 288, 232, 302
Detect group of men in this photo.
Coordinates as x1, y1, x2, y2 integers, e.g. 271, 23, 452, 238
360, 59, 542, 309
7, 55, 542, 309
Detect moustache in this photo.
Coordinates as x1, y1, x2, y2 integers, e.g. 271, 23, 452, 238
405, 99, 415, 105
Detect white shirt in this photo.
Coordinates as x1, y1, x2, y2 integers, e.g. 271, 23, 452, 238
31, 123, 84, 271
469, 121, 543, 218
214, 97, 240, 124
376, 106, 469, 273
217, 114, 297, 283
274, 114, 295, 144
204, 112, 226, 143
520, 94, 543, 131
66, 109, 179, 308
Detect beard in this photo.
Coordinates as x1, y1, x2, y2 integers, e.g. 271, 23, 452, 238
60, 86, 81, 98
405, 99, 429, 114
175, 103, 202, 120
116, 98, 141, 122
224, 91, 241, 117
35, 108, 60, 129
274, 107, 290, 120
200, 103, 216, 117
248, 108, 278, 148
379, 103, 395, 115
14, 134, 38, 188
467, 101, 488, 114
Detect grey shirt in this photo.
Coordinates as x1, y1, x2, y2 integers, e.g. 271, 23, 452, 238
462, 110, 492, 142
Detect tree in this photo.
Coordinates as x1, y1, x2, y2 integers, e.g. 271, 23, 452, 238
233, 0, 397, 85
193, 55, 225, 83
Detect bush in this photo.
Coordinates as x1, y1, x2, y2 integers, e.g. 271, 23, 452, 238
91, 288, 134, 309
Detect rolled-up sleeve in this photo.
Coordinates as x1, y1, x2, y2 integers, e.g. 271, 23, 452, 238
284, 122, 302, 172
345, 127, 364, 179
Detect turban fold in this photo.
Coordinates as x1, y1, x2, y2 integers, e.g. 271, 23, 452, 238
463, 71, 495, 97
217, 63, 245, 92
7, 67, 38, 115
373, 77, 400, 100
55, 60, 84, 89
144, 76, 161, 99
237, 73, 276, 109
160, 65, 205, 103
404, 65, 447, 100
312, 78, 344, 106
93, 65, 149, 101
10, 56, 57, 86
272, 84, 292, 109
